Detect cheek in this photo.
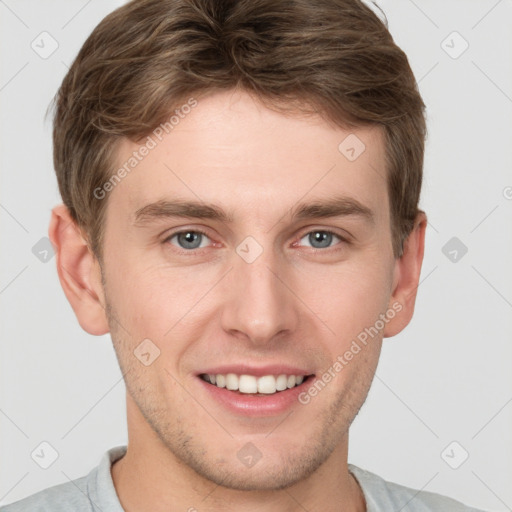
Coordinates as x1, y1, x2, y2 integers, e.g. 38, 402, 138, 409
103, 226, 394, 345
296, 258, 393, 340
104, 255, 216, 341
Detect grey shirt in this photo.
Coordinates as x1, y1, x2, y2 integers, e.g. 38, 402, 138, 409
0, 445, 486, 511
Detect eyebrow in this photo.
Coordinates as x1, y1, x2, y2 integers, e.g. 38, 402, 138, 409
133, 195, 375, 226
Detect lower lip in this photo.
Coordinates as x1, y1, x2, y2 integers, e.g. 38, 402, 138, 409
197, 376, 313, 417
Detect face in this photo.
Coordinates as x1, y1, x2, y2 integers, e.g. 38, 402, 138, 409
98, 90, 398, 490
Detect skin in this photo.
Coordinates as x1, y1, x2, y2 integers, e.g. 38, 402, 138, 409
49, 89, 426, 512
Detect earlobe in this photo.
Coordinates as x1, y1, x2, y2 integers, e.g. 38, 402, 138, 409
383, 211, 427, 338
48, 204, 110, 336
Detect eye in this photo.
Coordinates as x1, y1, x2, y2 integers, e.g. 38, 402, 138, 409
167, 230, 212, 250
297, 230, 344, 249
164, 228, 346, 253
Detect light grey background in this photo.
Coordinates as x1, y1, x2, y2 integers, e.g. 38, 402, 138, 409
1, 1, 511, 510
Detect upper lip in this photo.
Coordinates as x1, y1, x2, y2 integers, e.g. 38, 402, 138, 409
197, 365, 314, 378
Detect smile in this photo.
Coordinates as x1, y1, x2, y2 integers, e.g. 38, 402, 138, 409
199, 373, 312, 395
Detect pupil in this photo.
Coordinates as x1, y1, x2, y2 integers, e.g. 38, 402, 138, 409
310, 231, 332, 248
179, 231, 201, 249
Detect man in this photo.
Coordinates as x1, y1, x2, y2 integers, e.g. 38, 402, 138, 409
1, 0, 486, 510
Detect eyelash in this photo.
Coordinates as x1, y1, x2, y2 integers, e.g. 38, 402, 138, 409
163, 228, 349, 255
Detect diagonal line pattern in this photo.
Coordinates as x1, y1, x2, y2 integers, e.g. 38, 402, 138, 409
0, 472, 29, 503
405, 265, 438, 302
417, 62, 439, 84
471, 265, 512, 309
61, 0, 93, 29
472, 395, 512, 439
264, 410, 294, 438
472, 61, 512, 105
427, 220, 439, 234
472, 471, 511, 510
0, 0, 29, 28
0, 62, 29, 92
61, 471, 105, 512
164, 164, 204, 203
164, 267, 233, 336
59, 263, 132, 338
265, 266, 336, 335
163, 368, 234, 438
282, 486, 311, 512
61, 371, 128, 440
406, 0, 439, 28
367, 161, 385, 182
375, 374, 439, 438
265, 164, 337, 234
397, 472, 439, 511
470, 205, 499, 233
163, 163, 239, 236
471, 0, 504, 30
0, 408, 29, 438
0, 266, 28, 296
0, 203, 29, 233
198, 482, 221, 503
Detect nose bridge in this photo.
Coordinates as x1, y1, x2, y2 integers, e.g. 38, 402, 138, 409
221, 238, 298, 344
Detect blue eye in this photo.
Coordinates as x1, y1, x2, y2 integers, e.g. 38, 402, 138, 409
168, 230, 210, 250
165, 228, 345, 254
299, 230, 342, 249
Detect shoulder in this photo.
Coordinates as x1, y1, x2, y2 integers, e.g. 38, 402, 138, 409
0, 446, 127, 512
0, 476, 92, 512
349, 464, 488, 512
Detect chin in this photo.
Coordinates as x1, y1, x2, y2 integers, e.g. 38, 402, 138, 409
188, 457, 323, 492
161, 428, 338, 492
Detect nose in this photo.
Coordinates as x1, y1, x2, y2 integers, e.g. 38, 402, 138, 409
220, 244, 300, 346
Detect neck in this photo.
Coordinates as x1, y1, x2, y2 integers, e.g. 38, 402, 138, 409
111, 395, 366, 512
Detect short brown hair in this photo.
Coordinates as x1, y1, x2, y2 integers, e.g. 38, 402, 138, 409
53, 0, 426, 259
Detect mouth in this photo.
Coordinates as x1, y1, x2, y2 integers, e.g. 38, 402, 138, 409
199, 372, 314, 396
195, 365, 316, 416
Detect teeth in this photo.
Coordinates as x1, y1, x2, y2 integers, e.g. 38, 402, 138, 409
257, 375, 276, 394
276, 374, 288, 391
201, 373, 308, 394
239, 375, 258, 393
225, 373, 238, 391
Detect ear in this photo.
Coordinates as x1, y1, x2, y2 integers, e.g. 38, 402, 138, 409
383, 211, 427, 338
48, 204, 109, 335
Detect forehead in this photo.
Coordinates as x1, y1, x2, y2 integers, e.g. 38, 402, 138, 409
109, 90, 388, 225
